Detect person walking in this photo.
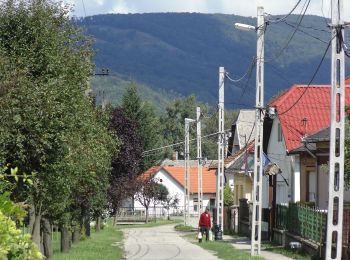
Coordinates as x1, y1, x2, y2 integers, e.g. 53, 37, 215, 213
198, 207, 211, 242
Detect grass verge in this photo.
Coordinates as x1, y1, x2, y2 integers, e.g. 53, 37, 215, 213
262, 242, 314, 260
174, 224, 194, 232
183, 233, 264, 260
53, 226, 123, 260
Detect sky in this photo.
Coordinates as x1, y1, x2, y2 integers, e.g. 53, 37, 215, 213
61, 0, 350, 21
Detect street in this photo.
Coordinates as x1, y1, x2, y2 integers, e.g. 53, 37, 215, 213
123, 224, 220, 260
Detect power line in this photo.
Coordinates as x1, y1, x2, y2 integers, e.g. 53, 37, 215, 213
142, 130, 231, 155
266, 0, 311, 63
81, 0, 87, 18
265, 0, 303, 24
283, 21, 329, 44
278, 36, 333, 116
225, 57, 256, 83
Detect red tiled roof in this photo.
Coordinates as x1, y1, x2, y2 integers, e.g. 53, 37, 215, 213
270, 84, 350, 152
139, 166, 216, 193
346, 76, 350, 85
163, 166, 216, 193
138, 166, 161, 181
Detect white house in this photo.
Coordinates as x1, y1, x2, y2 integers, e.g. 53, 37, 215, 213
265, 80, 350, 207
134, 165, 217, 215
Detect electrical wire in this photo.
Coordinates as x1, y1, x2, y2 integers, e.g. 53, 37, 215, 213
283, 21, 329, 44
265, 0, 303, 24
225, 57, 256, 83
278, 36, 333, 116
265, 0, 311, 63
142, 131, 230, 155
81, 0, 87, 18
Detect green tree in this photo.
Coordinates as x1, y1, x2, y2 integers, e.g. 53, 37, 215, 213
0, 0, 116, 257
121, 83, 164, 169
224, 185, 234, 207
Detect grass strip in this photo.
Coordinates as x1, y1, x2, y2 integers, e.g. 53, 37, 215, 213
53, 226, 123, 260
262, 241, 314, 260
183, 233, 264, 260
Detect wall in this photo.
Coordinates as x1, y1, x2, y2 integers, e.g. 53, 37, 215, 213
300, 155, 317, 202
267, 117, 292, 204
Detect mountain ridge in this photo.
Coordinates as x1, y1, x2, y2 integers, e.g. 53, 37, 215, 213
78, 13, 350, 109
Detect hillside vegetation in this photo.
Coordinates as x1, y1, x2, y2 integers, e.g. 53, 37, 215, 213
78, 13, 350, 109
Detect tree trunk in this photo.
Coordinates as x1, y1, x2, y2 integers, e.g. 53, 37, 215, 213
145, 207, 149, 223
113, 213, 117, 226
31, 213, 42, 250
72, 227, 80, 244
60, 225, 71, 253
42, 218, 53, 259
84, 214, 91, 237
28, 204, 35, 234
95, 216, 101, 232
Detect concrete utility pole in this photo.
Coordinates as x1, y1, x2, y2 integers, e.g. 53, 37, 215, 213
326, 0, 345, 259
197, 107, 203, 216
251, 6, 265, 256
184, 118, 195, 225
235, 6, 265, 255
216, 67, 225, 231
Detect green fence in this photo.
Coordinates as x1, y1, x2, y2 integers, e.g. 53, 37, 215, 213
276, 203, 327, 244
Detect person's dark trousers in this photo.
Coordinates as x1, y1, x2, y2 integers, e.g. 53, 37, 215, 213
200, 226, 209, 241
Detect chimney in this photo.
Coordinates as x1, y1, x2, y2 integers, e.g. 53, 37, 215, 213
172, 151, 178, 161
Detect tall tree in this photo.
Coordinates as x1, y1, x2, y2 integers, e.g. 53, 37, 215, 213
121, 83, 164, 169
108, 108, 143, 218
0, 0, 115, 256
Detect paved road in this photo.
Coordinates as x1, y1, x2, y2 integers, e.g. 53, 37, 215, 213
123, 224, 220, 260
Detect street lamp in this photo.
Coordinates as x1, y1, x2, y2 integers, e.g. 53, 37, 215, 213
234, 23, 256, 31
235, 6, 265, 256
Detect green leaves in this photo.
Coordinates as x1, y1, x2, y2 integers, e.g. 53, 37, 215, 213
0, 0, 116, 239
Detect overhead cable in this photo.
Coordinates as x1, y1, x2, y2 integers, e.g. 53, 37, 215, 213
265, 0, 303, 24
225, 57, 256, 83
266, 0, 311, 63
277, 36, 333, 116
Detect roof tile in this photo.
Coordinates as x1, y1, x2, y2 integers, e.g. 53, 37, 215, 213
270, 84, 350, 152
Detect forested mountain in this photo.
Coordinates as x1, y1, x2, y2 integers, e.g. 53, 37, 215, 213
78, 13, 350, 109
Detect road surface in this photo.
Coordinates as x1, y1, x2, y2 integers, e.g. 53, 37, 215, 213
123, 224, 220, 260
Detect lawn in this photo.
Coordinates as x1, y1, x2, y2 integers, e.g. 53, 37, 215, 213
262, 242, 314, 260
53, 226, 123, 260
174, 223, 194, 232
183, 233, 264, 260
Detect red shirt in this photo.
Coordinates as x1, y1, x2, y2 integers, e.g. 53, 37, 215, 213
198, 212, 211, 228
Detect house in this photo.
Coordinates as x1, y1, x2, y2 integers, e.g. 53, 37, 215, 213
134, 165, 217, 215
209, 109, 256, 205
224, 141, 255, 205
265, 81, 350, 206
301, 126, 350, 209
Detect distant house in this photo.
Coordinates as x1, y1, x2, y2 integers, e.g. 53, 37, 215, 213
265, 81, 350, 206
134, 164, 217, 215
209, 109, 255, 205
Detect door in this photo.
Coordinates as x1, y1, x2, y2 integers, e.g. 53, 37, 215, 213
308, 171, 316, 202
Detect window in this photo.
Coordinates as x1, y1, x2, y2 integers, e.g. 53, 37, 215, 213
277, 123, 283, 142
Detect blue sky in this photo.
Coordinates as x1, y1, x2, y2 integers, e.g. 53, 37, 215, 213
61, 0, 350, 21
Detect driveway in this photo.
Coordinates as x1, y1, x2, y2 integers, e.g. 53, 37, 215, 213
123, 224, 220, 260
